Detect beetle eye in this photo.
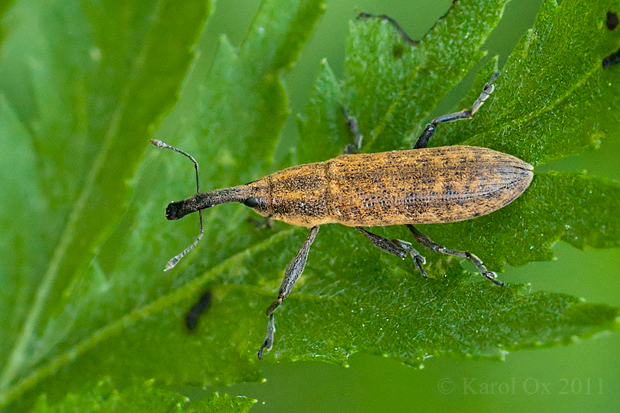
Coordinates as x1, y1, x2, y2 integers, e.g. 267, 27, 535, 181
244, 197, 260, 208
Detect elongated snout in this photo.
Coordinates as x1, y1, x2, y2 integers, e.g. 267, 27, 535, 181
165, 186, 253, 221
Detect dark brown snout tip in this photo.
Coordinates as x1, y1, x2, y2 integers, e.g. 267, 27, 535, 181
166, 201, 187, 220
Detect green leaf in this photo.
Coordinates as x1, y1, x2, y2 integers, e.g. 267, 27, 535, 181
0, 0, 213, 406
1, 0, 619, 411
186, 393, 255, 413
297, 0, 515, 161
342, 0, 511, 154
297, 60, 347, 163
29, 379, 189, 413
0, 0, 212, 383
27, 378, 254, 413
440, 0, 620, 166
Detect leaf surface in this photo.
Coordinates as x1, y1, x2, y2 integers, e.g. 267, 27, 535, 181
1, 0, 619, 411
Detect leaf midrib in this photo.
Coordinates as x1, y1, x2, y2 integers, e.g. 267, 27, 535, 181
0, 0, 172, 392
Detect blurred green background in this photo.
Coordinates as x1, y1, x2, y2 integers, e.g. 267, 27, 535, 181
159, 0, 620, 411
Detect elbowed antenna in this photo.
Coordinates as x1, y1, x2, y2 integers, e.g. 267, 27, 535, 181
150, 139, 204, 271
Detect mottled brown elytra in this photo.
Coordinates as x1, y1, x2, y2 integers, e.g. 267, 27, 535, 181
150, 69, 533, 359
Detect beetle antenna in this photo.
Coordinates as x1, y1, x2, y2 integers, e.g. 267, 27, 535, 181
150, 139, 204, 271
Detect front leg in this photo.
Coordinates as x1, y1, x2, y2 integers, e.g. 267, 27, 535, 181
414, 72, 499, 149
258, 226, 320, 359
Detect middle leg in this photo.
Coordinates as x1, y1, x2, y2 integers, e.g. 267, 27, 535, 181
258, 225, 320, 359
356, 227, 427, 277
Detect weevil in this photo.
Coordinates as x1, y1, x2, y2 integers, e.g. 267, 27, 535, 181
151, 71, 533, 359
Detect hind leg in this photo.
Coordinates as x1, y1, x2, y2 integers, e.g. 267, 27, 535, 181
405, 225, 503, 286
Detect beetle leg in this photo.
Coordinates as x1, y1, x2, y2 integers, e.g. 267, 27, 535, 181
342, 107, 363, 154
405, 225, 504, 286
394, 240, 428, 278
413, 72, 499, 149
357, 13, 419, 46
356, 227, 407, 258
355, 227, 427, 277
258, 225, 320, 359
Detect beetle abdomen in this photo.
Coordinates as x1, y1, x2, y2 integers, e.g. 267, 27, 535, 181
327, 145, 533, 227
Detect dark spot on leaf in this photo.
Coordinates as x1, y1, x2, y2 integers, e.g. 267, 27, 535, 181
602, 47, 620, 68
418, 67, 431, 77
607, 11, 619, 30
392, 44, 404, 59
186, 290, 212, 330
